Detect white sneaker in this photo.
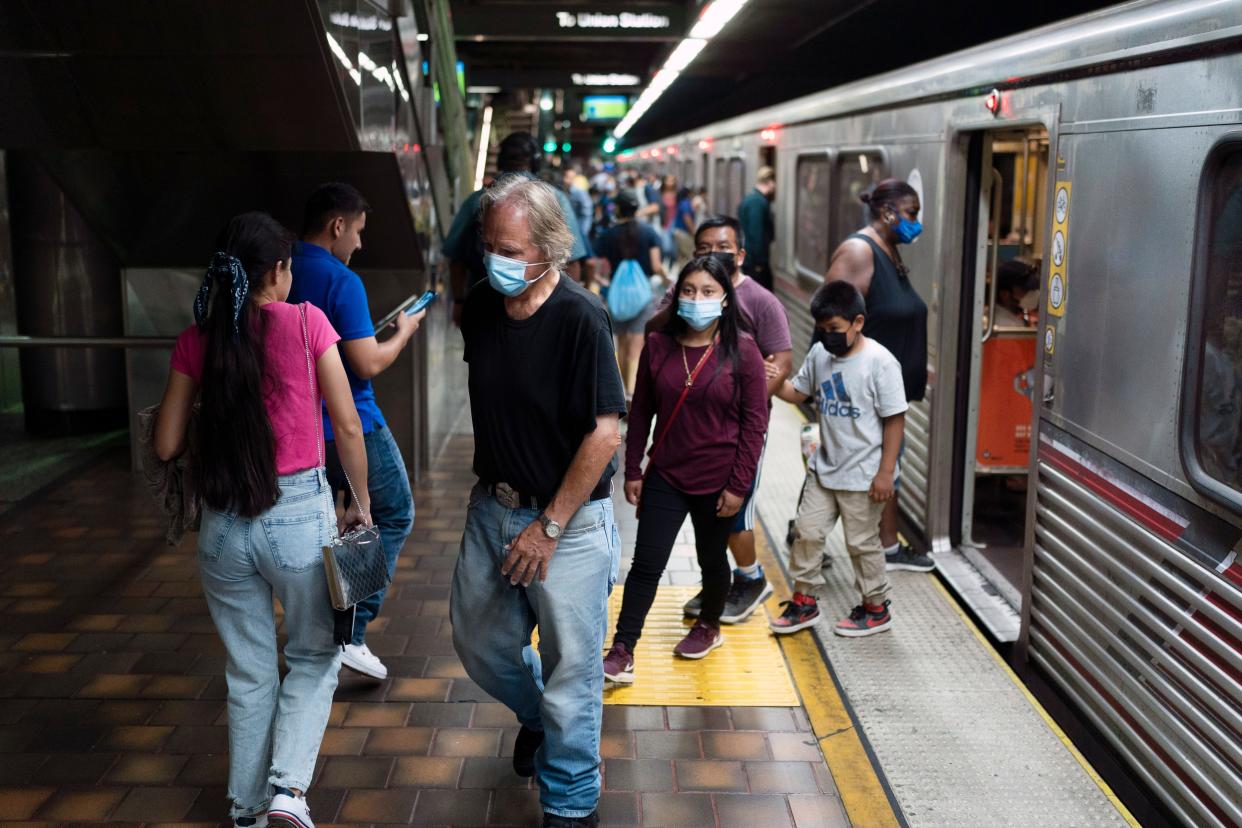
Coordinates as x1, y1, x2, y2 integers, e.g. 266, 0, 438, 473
268, 791, 313, 828
341, 642, 388, 679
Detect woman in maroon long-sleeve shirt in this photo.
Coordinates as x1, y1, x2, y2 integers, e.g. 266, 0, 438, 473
603, 255, 769, 681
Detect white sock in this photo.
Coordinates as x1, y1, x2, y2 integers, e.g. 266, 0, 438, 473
736, 562, 761, 579
884, 542, 900, 556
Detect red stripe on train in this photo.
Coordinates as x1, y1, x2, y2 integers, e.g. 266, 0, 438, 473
1222, 562, 1242, 590
1040, 631, 1232, 825
1039, 445, 1185, 542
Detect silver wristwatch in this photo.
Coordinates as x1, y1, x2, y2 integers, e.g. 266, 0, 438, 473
539, 513, 562, 540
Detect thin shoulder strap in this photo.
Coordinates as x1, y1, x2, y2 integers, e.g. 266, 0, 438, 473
298, 303, 324, 470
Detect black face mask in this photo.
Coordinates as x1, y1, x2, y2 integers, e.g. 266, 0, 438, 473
815, 329, 852, 357
709, 251, 737, 274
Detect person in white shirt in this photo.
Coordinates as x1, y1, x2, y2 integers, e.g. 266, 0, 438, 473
767, 280, 907, 637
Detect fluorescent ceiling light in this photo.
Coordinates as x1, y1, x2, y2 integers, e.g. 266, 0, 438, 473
416, 33, 429, 41
663, 38, 706, 73
690, 0, 749, 39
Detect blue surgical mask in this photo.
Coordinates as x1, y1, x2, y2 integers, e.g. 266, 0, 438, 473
893, 218, 922, 244
678, 298, 723, 331
484, 252, 551, 297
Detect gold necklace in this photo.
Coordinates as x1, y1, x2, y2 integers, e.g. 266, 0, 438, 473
680, 338, 716, 388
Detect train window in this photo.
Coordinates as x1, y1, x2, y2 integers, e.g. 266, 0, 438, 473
795, 154, 831, 277
1186, 147, 1242, 508
728, 158, 746, 215
713, 158, 728, 214
833, 151, 886, 245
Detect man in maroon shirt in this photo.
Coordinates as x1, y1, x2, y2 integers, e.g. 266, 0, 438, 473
648, 216, 793, 622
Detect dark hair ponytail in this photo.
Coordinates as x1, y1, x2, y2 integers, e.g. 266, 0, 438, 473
861, 178, 918, 219
193, 211, 295, 517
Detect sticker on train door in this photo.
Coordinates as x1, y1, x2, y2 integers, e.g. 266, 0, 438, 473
1048, 181, 1070, 317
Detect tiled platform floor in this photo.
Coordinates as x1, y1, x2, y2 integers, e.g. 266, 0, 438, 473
0, 436, 848, 827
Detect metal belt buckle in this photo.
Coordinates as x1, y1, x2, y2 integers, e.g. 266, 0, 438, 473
494, 482, 520, 510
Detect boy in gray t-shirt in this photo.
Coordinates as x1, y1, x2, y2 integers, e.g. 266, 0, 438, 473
768, 281, 907, 637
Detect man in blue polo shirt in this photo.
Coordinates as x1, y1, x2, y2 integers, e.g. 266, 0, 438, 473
289, 182, 425, 680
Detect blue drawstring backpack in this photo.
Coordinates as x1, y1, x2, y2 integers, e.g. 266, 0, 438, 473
607, 258, 652, 322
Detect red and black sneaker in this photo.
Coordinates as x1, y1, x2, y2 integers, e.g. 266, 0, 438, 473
769, 592, 820, 635
833, 600, 892, 637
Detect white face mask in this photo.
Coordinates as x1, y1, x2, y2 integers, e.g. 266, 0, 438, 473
1019, 290, 1040, 312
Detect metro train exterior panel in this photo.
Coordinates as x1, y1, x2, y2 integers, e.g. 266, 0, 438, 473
622, 1, 1242, 824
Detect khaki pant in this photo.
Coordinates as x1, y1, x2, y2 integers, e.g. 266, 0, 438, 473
790, 472, 890, 605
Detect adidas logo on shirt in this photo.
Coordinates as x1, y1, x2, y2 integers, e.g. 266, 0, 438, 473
819, 372, 861, 419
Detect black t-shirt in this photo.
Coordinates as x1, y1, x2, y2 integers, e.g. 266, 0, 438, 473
463, 275, 628, 502
849, 233, 929, 402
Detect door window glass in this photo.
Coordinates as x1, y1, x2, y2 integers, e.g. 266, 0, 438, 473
795, 154, 831, 275
1190, 149, 1242, 499
834, 151, 885, 246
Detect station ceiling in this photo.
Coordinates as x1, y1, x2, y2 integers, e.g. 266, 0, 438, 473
451, 0, 1116, 147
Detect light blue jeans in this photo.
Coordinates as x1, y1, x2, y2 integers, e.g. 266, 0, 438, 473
450, 483, 620, 819
198, 468, 341, 818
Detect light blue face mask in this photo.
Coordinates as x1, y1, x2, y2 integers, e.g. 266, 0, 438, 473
484, 252, 551, 297
678, 297, 723, 331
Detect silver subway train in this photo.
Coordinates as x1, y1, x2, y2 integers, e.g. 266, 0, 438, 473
622, 1, 1242, 824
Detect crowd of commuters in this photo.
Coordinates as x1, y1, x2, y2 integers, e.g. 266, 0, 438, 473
149, 121, 935, 824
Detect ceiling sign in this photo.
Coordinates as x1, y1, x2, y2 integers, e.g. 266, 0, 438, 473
572, 73, 641, 86
453, 3, 683, 40
555, 11, 671, 29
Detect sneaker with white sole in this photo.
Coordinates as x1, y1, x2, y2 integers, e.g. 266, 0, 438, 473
268, 789, 313, 828
770, 592, 821, 635
833, 600, 893, 637
341, 642, 387, 679
602, 641, 635, 684
673, 621, 724, 659
719, 568, 774, 624
885, 543, 934, 572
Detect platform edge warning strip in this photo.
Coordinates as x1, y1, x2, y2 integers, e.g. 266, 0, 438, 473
753, 519, 906, 828
930, 578, 1143, 828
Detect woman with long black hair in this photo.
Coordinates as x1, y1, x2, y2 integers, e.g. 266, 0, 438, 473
154, 212, 371, 828
603, 255, 768, 682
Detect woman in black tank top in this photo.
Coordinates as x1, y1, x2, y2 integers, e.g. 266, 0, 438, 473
823, 177, 931, 566
824, 178, 928, 403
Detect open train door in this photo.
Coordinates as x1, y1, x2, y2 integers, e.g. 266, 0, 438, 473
940, 127, 1049, 642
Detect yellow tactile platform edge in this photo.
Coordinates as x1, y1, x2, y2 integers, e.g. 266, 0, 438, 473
601, 586, 800, 707
753, 521, 904, 828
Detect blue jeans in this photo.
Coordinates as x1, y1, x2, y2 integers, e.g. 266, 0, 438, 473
450, 484, 620, 818
197, 468, 341, 818
326, 425, 415, 645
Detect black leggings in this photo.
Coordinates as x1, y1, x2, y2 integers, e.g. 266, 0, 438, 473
614, 470, 735, 650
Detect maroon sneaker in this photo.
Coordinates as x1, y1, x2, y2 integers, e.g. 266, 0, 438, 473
673, 621, 724, 659
602, 642, 635, 684
833, 600, 892, 637
770, 592, 820, 635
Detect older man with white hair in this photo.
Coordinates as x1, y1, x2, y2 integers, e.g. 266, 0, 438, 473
450, 174, 626, 828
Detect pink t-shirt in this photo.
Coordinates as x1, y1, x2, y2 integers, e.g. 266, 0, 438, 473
171, 302, 341, 475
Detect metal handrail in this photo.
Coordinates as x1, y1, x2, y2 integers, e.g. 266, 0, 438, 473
0, 335, 176, 349
981, 167, 1004, 343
